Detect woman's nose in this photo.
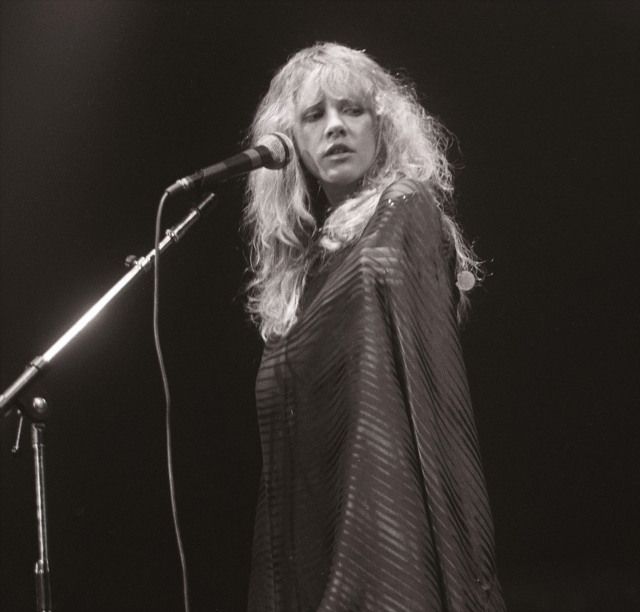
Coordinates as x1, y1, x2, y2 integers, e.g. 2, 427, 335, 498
325, 108, 346, 138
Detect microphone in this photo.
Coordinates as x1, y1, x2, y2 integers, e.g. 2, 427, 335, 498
165, 132, 294, 196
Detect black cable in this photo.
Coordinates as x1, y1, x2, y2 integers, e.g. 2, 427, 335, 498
154, 192, 191, 612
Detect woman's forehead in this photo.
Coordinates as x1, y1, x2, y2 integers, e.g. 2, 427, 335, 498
295, 66, 373, 108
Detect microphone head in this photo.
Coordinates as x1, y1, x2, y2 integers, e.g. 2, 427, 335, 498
258, 132, 294, 170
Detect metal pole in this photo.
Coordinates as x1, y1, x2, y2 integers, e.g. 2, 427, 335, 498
0, 192, 216, 416
31, 414, 52, 612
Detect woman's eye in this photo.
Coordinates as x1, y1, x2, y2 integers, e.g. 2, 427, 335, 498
302, 109, 322, 122
344, 105, 364, 116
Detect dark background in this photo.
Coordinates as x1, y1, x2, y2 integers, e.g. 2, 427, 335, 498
1, 2, 638, 611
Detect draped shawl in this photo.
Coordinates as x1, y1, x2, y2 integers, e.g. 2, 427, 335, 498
248, 180, 505, 611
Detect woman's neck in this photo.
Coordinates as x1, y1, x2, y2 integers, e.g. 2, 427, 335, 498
322, 180, 360, 209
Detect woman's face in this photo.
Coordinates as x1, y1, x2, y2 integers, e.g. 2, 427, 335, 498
293, 76, 377, 205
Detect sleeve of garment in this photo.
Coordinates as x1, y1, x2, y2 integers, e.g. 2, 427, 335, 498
317, 179, 505, 612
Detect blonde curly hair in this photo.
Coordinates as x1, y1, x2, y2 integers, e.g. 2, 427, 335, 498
244, 42, 481, 340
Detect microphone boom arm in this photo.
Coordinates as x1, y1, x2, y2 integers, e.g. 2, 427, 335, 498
0, 192, 217, 416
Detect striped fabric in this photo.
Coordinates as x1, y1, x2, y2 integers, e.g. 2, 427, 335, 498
248, 180, 505, 611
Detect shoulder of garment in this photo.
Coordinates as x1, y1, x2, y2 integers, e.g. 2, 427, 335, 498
358, 178, 448, 274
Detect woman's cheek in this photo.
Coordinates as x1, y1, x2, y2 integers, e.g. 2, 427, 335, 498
298, 148, 321, 178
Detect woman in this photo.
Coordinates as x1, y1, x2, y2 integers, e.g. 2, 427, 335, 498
244, 43, 505, 612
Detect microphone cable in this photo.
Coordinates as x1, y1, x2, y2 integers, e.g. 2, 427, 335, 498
153, 191, 191, 612
148, 133, 292, 610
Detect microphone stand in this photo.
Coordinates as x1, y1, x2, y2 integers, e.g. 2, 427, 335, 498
1, 192, 216, 611
12, 397, 53, 612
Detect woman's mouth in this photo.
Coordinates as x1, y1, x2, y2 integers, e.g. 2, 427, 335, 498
324, 144, 354, 157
